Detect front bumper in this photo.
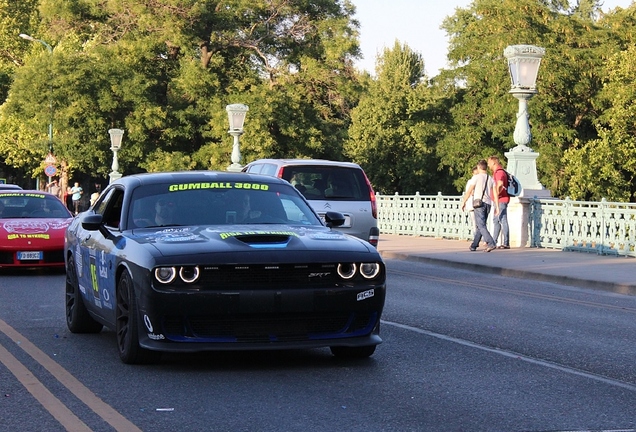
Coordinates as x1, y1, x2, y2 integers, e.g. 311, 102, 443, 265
0, 248, 65, 268
137, 284, 386, 353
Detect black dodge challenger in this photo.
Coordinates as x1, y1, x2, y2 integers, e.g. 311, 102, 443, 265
64, 171, 386, 364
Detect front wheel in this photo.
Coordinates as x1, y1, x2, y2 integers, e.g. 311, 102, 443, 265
115, 270, 161, 365
65, 255, 103, 333
330, 345, 376, 359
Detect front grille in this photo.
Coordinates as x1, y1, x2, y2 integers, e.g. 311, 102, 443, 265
167, 263, 341, 291
162, 312, 375, 343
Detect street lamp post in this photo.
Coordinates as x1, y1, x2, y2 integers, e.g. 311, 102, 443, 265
503, 44, 547, 192
108, 129, 125, 183
502, 44, 550, 249
226, 104, 249, 172
504, 44, 545, 152
19, 34, 53, 153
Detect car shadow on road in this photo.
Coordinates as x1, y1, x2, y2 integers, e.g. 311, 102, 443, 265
66, 329, 381, 371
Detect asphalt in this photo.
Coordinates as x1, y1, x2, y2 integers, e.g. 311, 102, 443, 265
376, 234, 636, 296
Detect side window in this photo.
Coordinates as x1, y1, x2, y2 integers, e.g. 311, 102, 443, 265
246, 164, 262, 174
95, 188, 124, 230
94, 189, 114, 216
104, 191, 124, 229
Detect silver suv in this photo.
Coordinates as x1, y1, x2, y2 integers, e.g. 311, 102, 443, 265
242, 159, 379, 246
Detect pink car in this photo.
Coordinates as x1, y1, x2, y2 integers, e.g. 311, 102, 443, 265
0, 190, 73, 268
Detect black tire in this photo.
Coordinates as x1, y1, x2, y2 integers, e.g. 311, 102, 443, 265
115, 270, 161, 365
330, 345, 376, 359
66, 255, 103, 333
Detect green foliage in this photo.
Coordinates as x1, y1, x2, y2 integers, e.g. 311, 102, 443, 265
0, 0, 362, 181
563, 44, 636, 201
3, 0, 636, 202
346, 42, 452, 195
0, 0, 40, 103
436, 0, 630, 196
141, 149, 197, 172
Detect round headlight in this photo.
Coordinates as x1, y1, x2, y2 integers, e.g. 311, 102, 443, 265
179, 266, 200, 283
154, 267, 177, 284
359, 262, 381, 279
337, 263, 357, 279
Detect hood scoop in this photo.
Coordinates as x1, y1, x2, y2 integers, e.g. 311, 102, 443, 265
235, 234, 292, 249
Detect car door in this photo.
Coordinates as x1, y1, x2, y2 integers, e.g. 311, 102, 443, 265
75, 187, 125, 323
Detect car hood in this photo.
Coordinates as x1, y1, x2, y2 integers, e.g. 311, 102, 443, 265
129, 224, 372, 257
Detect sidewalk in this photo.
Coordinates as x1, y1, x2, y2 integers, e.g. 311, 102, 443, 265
376, 234, 636, 296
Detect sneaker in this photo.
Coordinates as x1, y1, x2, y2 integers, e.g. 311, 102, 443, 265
498, 245, 510, 249
469, 247, 477, 252
484, 246, 495, 252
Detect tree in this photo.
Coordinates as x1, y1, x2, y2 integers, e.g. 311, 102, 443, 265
563, 45, 636, 201
0, 0, 40, 102
0, 0, 363, 181
345, 42, 452, 195
436, 0, 611, 194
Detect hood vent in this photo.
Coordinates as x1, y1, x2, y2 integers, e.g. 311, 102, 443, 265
235, 234, 291, 248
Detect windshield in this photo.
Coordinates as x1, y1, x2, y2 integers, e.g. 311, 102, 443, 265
128, 181, 322, 228
0, 193, 72, 219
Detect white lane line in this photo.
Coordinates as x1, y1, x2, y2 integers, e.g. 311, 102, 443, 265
382, 320, 636, 392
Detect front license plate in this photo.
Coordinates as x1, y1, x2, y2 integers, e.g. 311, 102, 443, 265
17, 251, 43, 261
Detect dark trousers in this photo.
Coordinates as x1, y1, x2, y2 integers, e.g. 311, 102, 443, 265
470, 204, 496, 249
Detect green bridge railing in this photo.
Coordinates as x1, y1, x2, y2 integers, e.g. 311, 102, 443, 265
376, 193, 636, 257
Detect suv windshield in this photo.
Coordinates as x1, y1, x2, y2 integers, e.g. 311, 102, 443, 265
128, 182, 321, 228
281, 166, 369, 201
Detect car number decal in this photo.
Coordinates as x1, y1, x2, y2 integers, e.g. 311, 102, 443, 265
89, 255, 101, 308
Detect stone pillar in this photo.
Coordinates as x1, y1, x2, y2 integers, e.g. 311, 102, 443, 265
504, 148, 552, 247
505, 148, 543, 191
506, 197, 530, 247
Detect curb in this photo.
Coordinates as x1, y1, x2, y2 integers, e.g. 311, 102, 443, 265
379, 251, 636, 297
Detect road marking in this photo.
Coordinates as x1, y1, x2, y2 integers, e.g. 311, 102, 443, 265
0, 318, 142, 432
0, 343, 91, 431
382, 319, 636, 392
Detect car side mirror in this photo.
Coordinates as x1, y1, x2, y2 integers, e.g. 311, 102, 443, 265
324, 211, 345, 228
82, 213, 104, 231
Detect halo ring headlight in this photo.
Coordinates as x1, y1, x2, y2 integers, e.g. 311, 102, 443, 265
337, 263, 357, 279
360, 263, 381, 279
154, 267, 177, 284
179, 266, 200, 283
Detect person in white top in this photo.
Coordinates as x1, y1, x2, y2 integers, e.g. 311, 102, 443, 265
461, 159, 496, 252
463, 165, 478, 225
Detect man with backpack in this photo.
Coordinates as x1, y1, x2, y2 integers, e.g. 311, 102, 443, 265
488, 156, 510, 249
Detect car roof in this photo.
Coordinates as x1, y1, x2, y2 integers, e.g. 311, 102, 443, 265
110, 170, 291, 187
0, 184, 23, 190
245, 159, 363, 169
